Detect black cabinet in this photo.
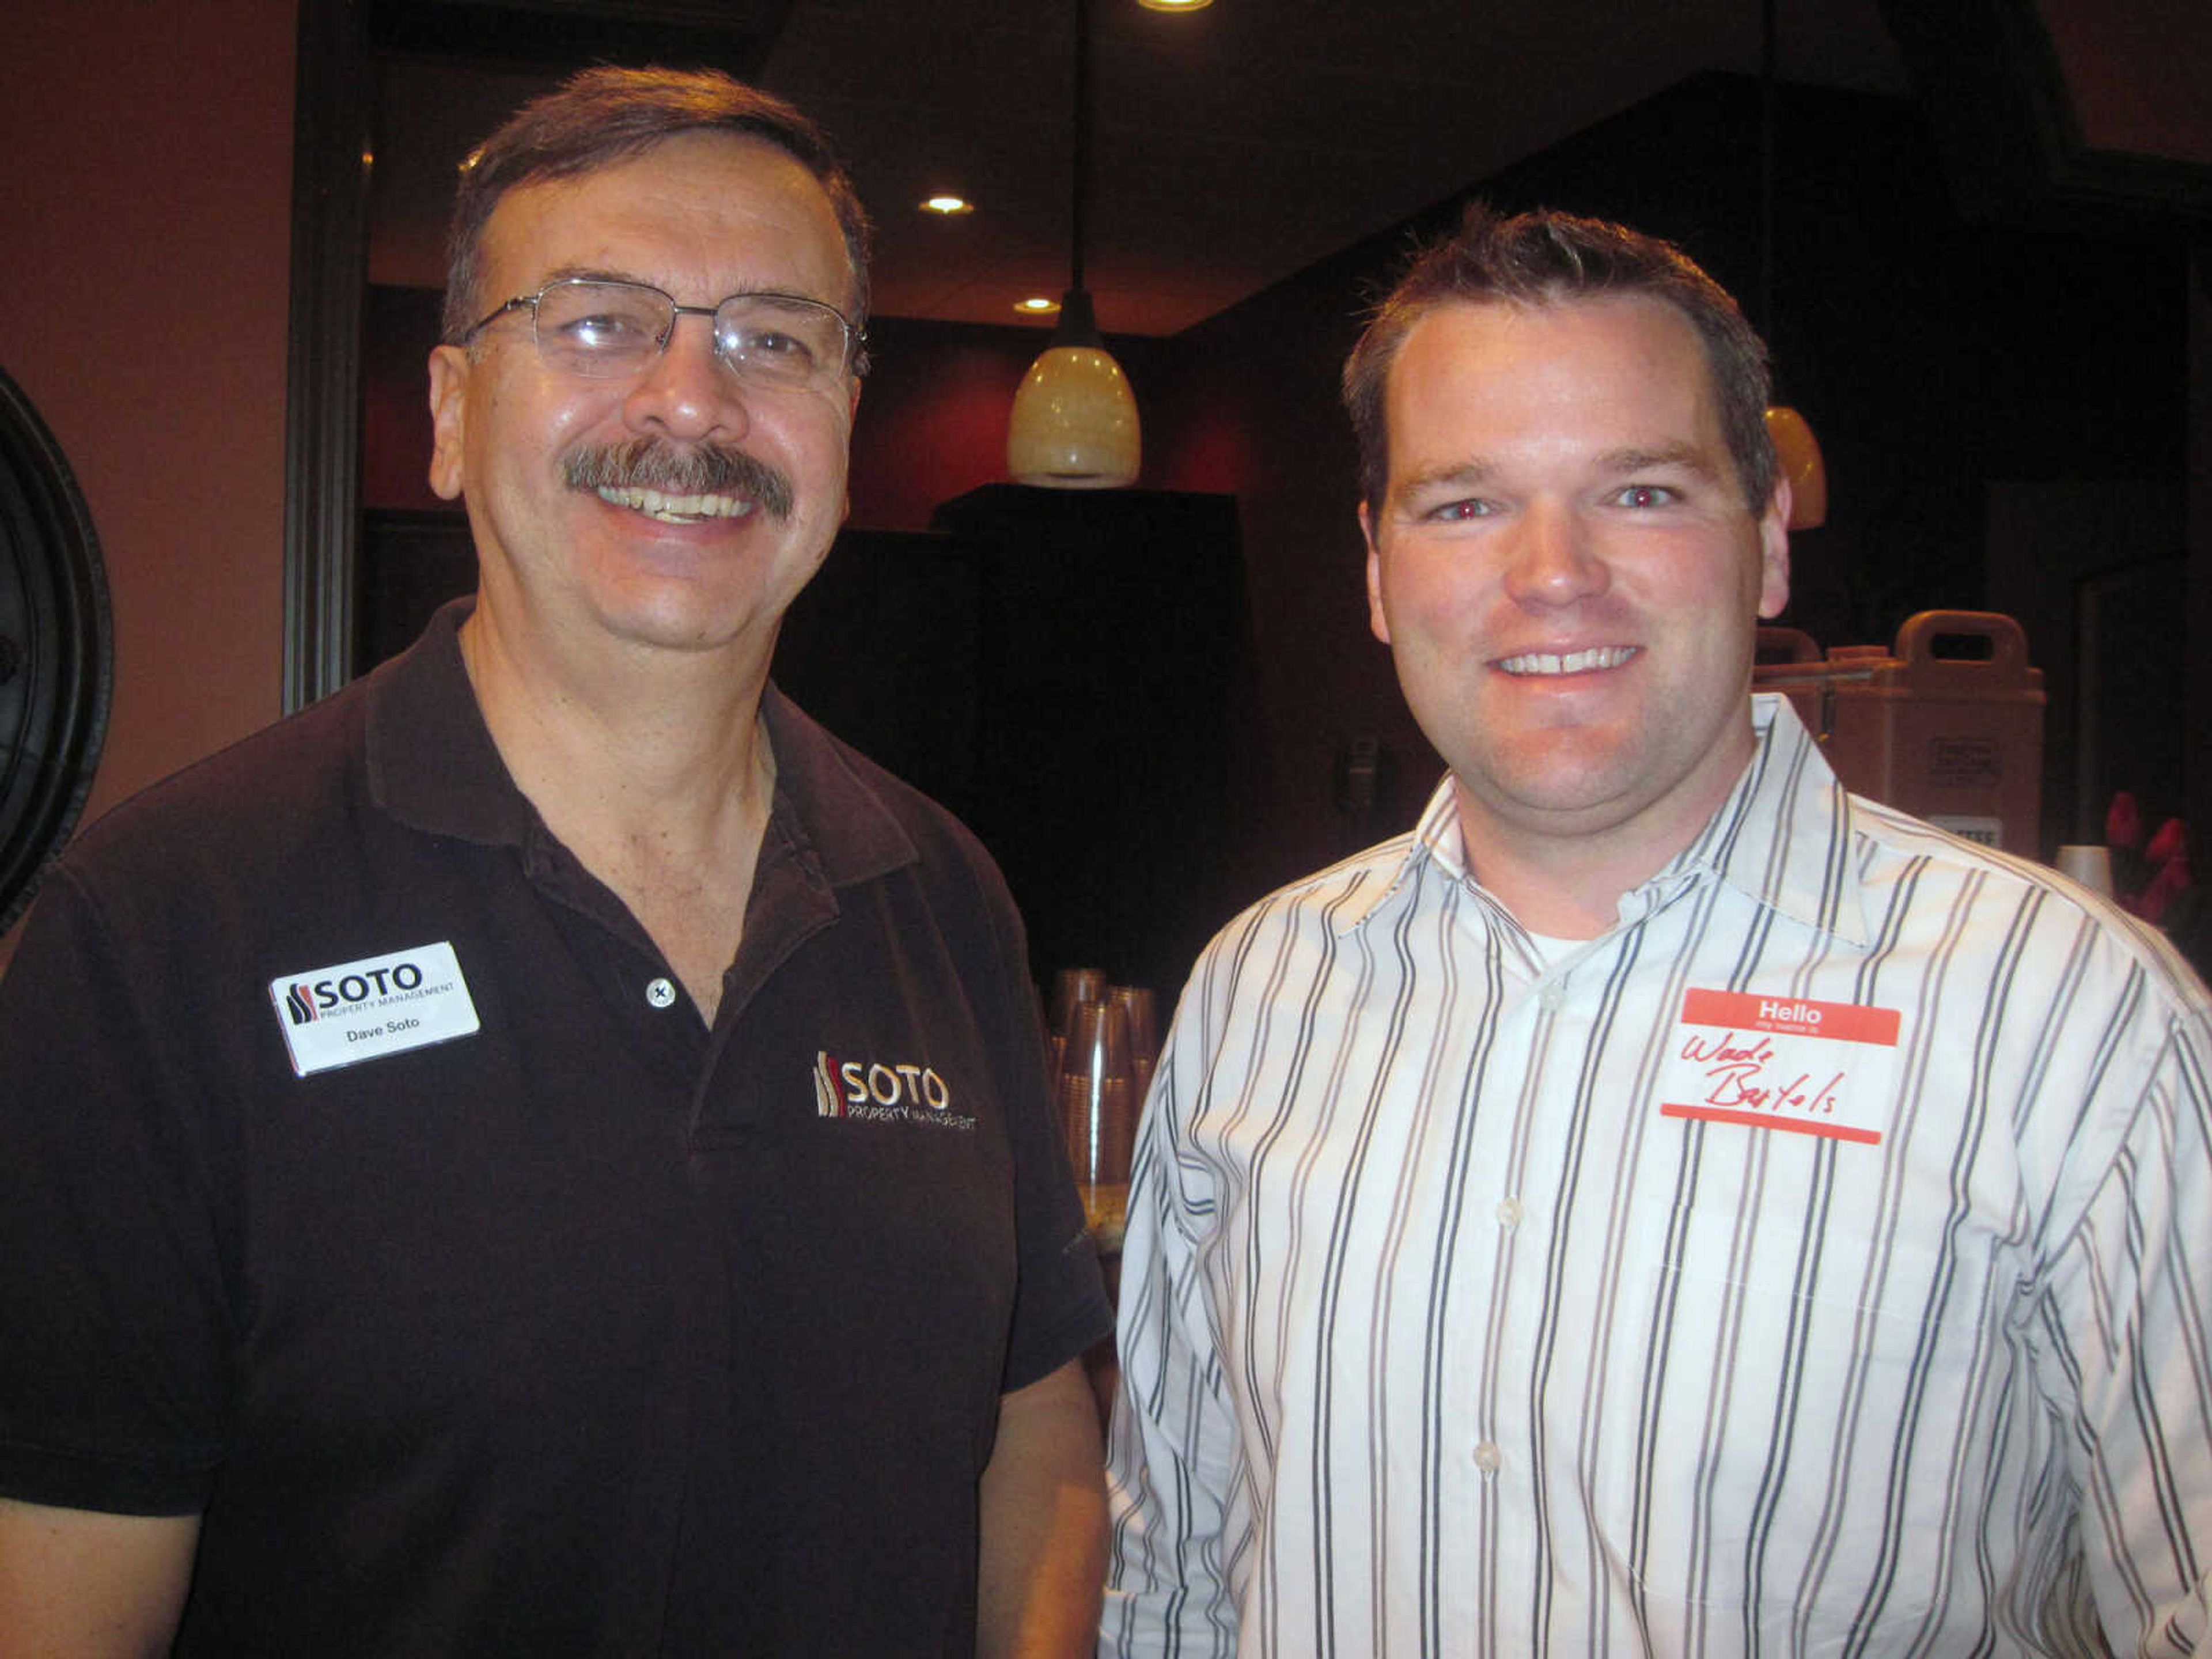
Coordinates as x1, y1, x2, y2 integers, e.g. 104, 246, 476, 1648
778, 486, 1251, 994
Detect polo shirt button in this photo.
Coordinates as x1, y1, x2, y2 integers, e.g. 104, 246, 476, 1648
1472, 1441, 1502, 1474
645, 978, 679, 1009
1495, 1198, 1522, 1229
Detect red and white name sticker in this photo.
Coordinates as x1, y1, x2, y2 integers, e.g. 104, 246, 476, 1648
1657, 989, 1900, 1145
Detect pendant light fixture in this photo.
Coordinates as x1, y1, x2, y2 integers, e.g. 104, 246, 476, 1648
1758, 0, 1827, 529
1006, 0, 1141, 488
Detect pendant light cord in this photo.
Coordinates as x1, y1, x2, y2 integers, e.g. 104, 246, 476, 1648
1071, 0, 1092, 295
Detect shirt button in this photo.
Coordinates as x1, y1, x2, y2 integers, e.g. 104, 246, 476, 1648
645, 978, 679, 1009
1495, 1198, 1522, 1229
1539, 981, 1565, 1012
1472, 1441, 1502, 1474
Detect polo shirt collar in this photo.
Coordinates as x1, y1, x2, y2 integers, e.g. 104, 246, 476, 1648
365, 600, 537, 848
365, 599, 919, 893
755, 681, 919, 892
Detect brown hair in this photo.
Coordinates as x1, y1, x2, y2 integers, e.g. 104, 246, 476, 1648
442, 65, 873, 359
1343, 203, 1775, 514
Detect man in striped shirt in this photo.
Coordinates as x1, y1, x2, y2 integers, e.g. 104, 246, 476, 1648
1101, 204, 2212, 1656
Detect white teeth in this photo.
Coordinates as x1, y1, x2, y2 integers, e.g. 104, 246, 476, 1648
596, 486, 756, 524
1498, 646, 1637, 676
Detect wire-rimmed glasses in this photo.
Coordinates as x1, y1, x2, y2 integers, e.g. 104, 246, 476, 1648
463, 277, 866, 390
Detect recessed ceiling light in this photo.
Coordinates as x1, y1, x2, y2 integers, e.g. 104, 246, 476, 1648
921, 195, 974, 215
1137, 0, 1212, 10
1016, 297, 1061, 317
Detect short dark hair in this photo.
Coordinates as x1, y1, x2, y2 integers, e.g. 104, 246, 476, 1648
1343, 203, 1775, 514
441, 65, 873, 357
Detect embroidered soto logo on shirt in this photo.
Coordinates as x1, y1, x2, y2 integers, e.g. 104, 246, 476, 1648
268, 941, 480, 1077
813, 1050, 976, 1131
1657, 989, 1900, 1144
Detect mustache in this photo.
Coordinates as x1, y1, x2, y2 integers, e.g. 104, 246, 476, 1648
562, 437, 794, 521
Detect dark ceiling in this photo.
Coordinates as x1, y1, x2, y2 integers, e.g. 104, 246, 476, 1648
364, 0, 1913, 336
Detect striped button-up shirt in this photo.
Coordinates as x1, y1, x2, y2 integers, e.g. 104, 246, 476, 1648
1103, 697, 2212, 1657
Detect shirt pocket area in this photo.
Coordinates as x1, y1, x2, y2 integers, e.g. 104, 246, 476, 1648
1586, 1200, 1969, 1632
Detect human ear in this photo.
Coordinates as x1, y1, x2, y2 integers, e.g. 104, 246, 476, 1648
426, 346, 472, 503
1360, 500, 1392, 645
1755, 478, 1792, 619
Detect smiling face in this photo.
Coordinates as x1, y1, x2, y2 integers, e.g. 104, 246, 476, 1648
1361, 293, 1790, 874
427, 130, 860, 665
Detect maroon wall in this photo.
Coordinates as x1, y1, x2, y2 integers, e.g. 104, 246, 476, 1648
1, 0, 298, 831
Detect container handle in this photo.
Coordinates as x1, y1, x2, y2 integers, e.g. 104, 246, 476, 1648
1892, 609, 2029, 676
1755, 624, 1822, 665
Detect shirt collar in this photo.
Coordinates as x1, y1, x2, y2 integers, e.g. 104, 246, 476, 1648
1349, 695, 1871, 949
1671, 694, 1872, 947
366, 599, 918, 892
366, 600, 535, 847
1332, 778, 1472, 935
755, 681, 919, 892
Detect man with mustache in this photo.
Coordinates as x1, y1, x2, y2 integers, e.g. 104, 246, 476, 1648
1100, 205, 2212, 1654
0, 68, 1111, 1655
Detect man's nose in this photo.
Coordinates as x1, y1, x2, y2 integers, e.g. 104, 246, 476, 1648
620, 310, 751, 443
1501, 501, 1609, 607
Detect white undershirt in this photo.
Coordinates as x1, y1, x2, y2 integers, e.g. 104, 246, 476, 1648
1522, 929, 1585, 970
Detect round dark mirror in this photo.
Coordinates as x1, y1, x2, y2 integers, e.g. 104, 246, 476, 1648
0, 362, 112, 933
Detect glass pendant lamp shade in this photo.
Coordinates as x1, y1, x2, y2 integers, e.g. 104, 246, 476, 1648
1009, 0, 1142, 490
1764, 404, 1828, 530
1007, 289, 1140, 488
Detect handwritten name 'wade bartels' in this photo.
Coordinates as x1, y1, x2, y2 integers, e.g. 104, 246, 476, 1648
1658, 988, 1901, 1145
1679, 1027, 1846, 1119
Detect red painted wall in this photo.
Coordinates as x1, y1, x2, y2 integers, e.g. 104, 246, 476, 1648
1, 0, 298, 830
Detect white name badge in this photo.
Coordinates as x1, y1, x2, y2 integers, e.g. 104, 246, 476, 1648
1657, 988, 1900, 1145
268, 941, 481, 1077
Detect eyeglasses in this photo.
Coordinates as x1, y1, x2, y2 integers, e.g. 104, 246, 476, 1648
463, 278, 867, 389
